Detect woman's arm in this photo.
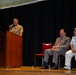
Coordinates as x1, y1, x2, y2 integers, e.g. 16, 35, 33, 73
70, 45, 76, 53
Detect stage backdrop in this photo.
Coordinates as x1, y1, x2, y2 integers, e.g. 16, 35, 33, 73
0, 0, 76, 66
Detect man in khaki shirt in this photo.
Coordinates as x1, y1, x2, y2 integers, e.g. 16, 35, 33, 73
9, 18, 23, 36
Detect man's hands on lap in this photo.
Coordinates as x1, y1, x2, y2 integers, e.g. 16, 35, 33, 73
51, 45, 60, 50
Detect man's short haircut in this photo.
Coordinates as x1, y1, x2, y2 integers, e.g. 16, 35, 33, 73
13, 18, 19, 22
60, 28, 66, 33
13, 18, 18, 20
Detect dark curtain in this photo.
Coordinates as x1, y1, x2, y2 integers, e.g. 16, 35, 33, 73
0, 0, 76, 66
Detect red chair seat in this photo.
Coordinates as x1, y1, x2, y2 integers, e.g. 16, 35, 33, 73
35, 54, 44, 57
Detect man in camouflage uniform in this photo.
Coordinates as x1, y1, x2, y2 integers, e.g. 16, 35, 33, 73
9, 18, 23, 36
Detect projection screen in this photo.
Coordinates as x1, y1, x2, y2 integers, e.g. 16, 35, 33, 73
0, 0, 45, 9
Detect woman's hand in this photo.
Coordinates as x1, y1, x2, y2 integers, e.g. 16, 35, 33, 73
72, 49, 76, 53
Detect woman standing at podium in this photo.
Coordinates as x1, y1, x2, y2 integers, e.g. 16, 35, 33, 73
9, 18, 23, 36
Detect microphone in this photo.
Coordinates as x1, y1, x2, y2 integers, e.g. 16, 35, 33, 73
9, 24, 14, 28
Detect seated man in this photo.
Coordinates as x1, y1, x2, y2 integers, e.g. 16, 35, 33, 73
43, 29, 70, 69
64, 28, 76, 70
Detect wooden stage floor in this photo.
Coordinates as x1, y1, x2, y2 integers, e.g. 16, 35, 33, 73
0, 66, 76, 75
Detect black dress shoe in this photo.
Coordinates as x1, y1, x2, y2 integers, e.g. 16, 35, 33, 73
51, 66, 58, 70
41, 66, 48, 69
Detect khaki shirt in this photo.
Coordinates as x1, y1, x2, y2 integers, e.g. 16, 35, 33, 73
10, 25, 23, 36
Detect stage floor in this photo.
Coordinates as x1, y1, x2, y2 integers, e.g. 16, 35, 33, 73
0, 66, 76, 75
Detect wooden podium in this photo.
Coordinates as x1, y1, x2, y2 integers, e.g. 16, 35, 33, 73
0, 31, 22, 67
